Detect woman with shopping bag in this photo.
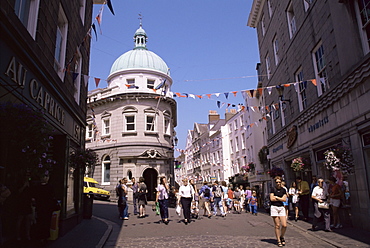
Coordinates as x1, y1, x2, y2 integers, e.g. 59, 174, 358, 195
178, 179, 194, 225
156, 177, 169, 224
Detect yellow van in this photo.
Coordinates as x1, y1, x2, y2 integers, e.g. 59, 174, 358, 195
83, 177, 110, 200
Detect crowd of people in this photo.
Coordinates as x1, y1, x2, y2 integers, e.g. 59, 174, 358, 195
115, 175, 348, 247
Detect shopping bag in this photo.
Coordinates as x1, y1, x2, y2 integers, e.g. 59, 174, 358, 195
155, 202, 160, 215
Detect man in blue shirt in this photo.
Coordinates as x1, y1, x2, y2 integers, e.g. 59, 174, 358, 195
199, 181, 212, 218
212, 181, 226, 217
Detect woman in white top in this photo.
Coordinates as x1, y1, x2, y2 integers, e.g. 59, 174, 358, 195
311, 178, 331, 232
288, 181, 299, 222
178, 178, 194, 225
156, 177, 169, 224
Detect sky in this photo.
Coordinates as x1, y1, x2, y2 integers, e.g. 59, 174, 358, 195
88, 0, 260, 156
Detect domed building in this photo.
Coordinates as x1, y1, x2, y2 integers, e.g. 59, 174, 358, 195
86, 25, 177, 200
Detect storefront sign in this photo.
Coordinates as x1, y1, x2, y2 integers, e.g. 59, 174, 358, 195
4, 57, 65, 125
272, 144, 283, 153
308, 116, 329, 133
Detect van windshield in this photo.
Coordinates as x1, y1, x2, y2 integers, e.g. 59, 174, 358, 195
90, 182, 97, 187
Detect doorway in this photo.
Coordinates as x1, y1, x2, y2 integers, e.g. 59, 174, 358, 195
143, 168, 158, 201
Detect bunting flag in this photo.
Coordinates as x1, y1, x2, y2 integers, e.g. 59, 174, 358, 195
106, 0, 115, 15
92, 23, 98, 41
95, 7, 104, 34
72, 72, 79, 82
155, 78, 166, 90
311, 79, 317, 86
95, 77, 101, 87
84, 75, 90, 87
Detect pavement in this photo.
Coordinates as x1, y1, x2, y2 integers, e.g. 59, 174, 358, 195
45, 202, 370, 248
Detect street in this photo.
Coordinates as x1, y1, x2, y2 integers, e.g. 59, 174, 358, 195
91, 200, 369, 248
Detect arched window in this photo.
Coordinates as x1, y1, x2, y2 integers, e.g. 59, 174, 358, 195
102, 155, 111, 184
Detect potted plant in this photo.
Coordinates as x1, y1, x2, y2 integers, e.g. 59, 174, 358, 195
69, 148, 98, 176
324, 145, 354, 175
267, 167, 284, 178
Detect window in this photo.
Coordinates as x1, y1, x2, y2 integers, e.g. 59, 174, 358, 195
234, 119, 238, 130
146, 115, 155, 131
287, 2, 297, 38
295, 69, 307, 111
102, 155, 111, 184
304, 0, 313, 12
229, 123, 233, 133
14, 0, 39, 39
241, 133, 246, 149
164, 116, 170, 135
261, 14, 266, 36
74, 49, 82, 104
355, 0, 370, 54
86, 123, 93, 139
280, 101, 286, 127
235, 137, 239, 152
240, 115, 244, 126
125, 116, 135, 131
103, 119, 110, 135
54, 5, 68, 79
265, 54, 271, 80
126, 79, 136, 89
147, 79, 155, 89
230, 139, 234, 153
312, 43, 329, 96
79, 0, 86, 24
267, 0, 273, 17
273, 36, 279, 65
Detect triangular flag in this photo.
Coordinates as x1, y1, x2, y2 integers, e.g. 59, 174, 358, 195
217, 101, 221, 108
311, 79, 317, 86
224, 92, 229, 99
84, 75, 89, 87
196, 95, 202, 99
107, 0, 115, 15
189, 94, 195, 99
241, 91, 247, 99
215, 93, 221, 98
284, 84, 290, 87
267, 87, 272, 95
155, 79, 166, 89
72, 72, 79, 82
94, 77, 101, 87
257, 88, 263, 96
91, 24, 98, 40
232, 91, 238, 97
206, 94, 212, 99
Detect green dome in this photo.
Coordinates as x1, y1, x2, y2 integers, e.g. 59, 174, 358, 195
110, 49, 169, 75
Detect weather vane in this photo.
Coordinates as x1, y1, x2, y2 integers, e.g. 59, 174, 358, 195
138, 13, 143, 27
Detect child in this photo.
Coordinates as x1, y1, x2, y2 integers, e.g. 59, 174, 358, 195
248, 191, 258, 215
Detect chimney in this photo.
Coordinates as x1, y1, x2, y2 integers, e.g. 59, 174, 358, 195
208, 110, 220, 123
225, 109, 237, 121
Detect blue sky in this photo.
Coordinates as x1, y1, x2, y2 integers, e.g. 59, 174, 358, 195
89, 0, 260, 155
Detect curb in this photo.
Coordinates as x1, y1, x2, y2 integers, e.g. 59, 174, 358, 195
93, 216, 113, 248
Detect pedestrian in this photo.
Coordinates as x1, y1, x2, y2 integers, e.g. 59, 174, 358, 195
156, 177, 169, 224
239, 185, 245, 212
296, 176, 310, 221
212, 181, 225, 217
189, 179, 199, 219
178, 178, 194, 225
288, 181, 299, 222
311, 178, 331, 232
281, 181, 289, 219
244, 186, 252, 213
221, 181, 228, 215
130, 177, 139, 215
233, 187, 241, 214
137, 177, 147, 218
248, 190, 258, 215
270, 176, 288, 247
117, 178, 129, 220
199, 181, 212, 218
328, 176, 342, 229
227, 187, 234, 213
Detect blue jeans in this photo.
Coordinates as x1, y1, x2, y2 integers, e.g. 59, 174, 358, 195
120, 196, 129, 218
159, 199, 169, 220
213, 197, 225, 215
133, 196, 138, 214
250, 204, 257, 214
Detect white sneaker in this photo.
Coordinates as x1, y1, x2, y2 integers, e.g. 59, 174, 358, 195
330, 224, 335, 228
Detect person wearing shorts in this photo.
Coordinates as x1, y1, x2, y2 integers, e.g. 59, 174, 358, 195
270, 176, 287, 247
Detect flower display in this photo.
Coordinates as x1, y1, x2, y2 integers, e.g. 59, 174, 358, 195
324, 145, 354, 175
69, 148, 98, 169
291, 157, 305, 172
267, 167, 284, 178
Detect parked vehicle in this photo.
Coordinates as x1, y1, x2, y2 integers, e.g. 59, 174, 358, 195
83, 177, 110, 200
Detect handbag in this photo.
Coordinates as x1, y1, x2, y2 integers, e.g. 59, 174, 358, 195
318, 201, 329, 209
176, 204, 181, 216
155, 202, 160, 215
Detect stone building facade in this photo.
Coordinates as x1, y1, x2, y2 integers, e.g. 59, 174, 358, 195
0, 0, 94, 236
86, 25, 177, 201
248, 0, 370, 230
